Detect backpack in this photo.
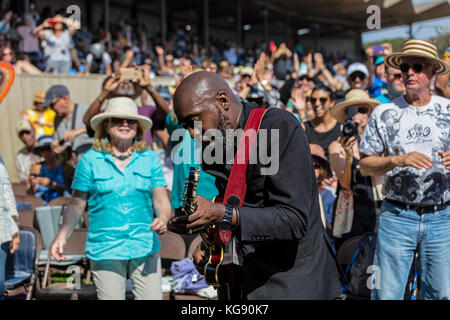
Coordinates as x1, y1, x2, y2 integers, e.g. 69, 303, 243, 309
343, 232, 377, 298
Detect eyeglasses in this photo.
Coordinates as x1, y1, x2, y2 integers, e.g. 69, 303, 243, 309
349, 72, 366, 81
19, 130, 31, 137
109, 118, 138, 125
399, 63, 427, 73
310, 97, 329, 105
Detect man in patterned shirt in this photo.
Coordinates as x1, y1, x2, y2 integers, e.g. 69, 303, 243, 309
359, 39, 450, 300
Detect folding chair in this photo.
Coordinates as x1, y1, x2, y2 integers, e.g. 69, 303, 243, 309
4, 227, 42, 300
34, 229, 96, 300
14, 195, 45, 214
34, 206, 87, 282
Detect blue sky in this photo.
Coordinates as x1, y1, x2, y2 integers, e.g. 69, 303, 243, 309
362, 0, 450, 44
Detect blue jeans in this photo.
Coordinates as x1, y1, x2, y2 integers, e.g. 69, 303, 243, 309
371, 201, 450, 300
0, 242, 9, 300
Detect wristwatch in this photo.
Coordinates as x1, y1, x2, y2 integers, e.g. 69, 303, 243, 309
260, 79, 268, 86
217, 205, 234, 232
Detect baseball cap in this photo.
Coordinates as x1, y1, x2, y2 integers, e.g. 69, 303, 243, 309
375, 56, 385, 66
16, 119, 33, 134
240, 66, 253, 77
347, 62, 369, 77
33, 135, 54, 155
42, 85, 70, 108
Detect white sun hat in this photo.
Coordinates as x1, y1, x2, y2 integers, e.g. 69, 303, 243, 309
90, 97, 152, 138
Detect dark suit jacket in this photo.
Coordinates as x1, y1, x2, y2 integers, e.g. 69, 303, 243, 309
204, 101, 342, 300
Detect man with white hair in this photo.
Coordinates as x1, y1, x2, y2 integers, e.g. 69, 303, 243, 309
359, 39, 450, 300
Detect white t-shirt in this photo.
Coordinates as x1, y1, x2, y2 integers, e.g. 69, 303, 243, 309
43, 29, 72, 62
359, 94, 450, 205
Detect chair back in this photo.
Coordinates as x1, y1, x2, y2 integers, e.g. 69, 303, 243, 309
12, 183, 28, 197
35, 206, 65, 250
18, 209, 35, 229
336, 235, 363, 265
14, 195, 45, 213
187, 235, 202, 259
6, 228, 41, 281
159, 231, 186, 261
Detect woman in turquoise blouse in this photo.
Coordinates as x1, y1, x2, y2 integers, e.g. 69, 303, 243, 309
50, 97, 172, 300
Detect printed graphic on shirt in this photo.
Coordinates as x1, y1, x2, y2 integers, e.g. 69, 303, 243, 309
360, 96, 450, 205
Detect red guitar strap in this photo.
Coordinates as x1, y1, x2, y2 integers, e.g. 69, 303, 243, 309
220, 107, 268, 245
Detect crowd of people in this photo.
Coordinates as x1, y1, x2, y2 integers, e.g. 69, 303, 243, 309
1, 3, 450, 301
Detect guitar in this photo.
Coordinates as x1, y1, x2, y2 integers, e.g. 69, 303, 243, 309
181, 167, 242, 300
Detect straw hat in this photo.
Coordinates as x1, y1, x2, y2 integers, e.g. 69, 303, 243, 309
385, 39, 449, 75
33, 90, 46, 104
309, 144, 331, 177
90, 97, 152, 138
330, 89, 381, 123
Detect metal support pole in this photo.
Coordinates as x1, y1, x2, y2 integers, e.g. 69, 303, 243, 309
236, 0, 242, 46
263, 7, 269, 44
286, 15, 290, 43
204, 0, 209, 52
104, 0, 109, 32
160, 0, 167, 45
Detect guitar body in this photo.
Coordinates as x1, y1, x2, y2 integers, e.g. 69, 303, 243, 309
198, 196, 242, 300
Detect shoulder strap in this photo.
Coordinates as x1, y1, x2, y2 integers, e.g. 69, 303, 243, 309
71, 104, 78, 131
224, 108, 267, 207
219, 108, 267, 245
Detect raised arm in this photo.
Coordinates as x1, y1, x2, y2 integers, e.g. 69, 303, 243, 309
83, 73, 123, 127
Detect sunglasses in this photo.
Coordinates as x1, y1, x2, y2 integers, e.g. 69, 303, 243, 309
30, 173, 39, 178
109, 117, 138, 125
390, 73, 402, 79
19, 130, 31, 137
345, 107, 369, 115
298, 75, 312, 81
310, 97, 329, 105
399, 63, 427, 73
2, 52, 12, 56
349, 72, 366, 81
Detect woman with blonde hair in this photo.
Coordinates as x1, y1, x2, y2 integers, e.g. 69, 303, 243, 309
50, 97, 172, 300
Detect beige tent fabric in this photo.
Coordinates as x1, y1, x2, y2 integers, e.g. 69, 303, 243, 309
0, 74, 173, 183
